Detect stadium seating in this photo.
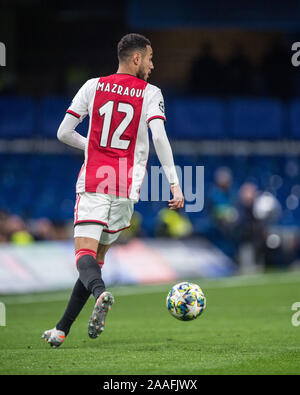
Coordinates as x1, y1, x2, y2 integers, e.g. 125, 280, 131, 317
39, 96, 89, 137
1, 95, 300, 235
0, 95, 299, 140
229, 98, 284, 139
39, 96, 71, 138
289, 99, 300, 139
0, 153, 299, 233
0, 96, 36, 138
167, 98, 226, 139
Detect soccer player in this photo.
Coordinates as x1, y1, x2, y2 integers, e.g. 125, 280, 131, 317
42, 33, 184, 348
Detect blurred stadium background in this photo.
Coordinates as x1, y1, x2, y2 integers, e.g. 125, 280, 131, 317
1, 0, 300, 293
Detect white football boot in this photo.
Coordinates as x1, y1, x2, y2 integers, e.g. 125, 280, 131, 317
88, 291, 114, 339
42, 327, 66, 348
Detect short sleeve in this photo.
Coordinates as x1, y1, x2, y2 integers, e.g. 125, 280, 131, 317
66, 78, 96, 121
146, 88, 166, 124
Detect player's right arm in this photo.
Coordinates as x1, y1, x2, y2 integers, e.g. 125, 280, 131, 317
57, 78, 97, 150
57, 113, 87, 150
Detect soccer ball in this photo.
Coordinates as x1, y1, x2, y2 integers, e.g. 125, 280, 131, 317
166, 282, 206, 321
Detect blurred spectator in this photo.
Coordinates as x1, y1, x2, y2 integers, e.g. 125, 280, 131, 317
260, 40, 293, 99
207, 167, 238, 257
52, 221, 74, 241
0, 210, 9, 242
30, 218, 56, 241
65, 65, 91, 96
208, 167, 237, 224
235, 183, 273, 273
187, 41, 223, 95
117, 211, 143, 244
286, 231, 300, 271
252, 191, 281, 223
155, 208, 193, 239
0, 209, 72, 243
265, 228, 298, 270
187, 39, 297, 98
206, 172, 290, 272
224, 44, 255, 96
0, 70, 17, 94
5, 215, 34, 245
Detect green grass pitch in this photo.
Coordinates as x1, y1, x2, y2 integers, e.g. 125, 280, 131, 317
1, 271, 300, 375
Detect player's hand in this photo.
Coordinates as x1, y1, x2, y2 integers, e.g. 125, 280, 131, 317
168, 184, 184, 210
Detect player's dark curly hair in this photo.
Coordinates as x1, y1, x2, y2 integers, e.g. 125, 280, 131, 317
117, 33, 151, 63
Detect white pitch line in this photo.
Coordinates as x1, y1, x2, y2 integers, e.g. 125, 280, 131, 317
1, 272, 300, 305
109, 272, 300, 296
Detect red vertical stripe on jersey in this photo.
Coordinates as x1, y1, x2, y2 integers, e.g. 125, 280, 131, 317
84, 74, 147, 197
76, 163, 85, 188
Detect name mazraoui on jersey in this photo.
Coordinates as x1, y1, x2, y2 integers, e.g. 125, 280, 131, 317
96, 81, 145, 98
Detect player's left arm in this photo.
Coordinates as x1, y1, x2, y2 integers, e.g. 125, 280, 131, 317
147, 87, 184, 210
149, 118, 184, 210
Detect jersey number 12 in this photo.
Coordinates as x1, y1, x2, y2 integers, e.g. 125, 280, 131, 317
99, 100, 134, 150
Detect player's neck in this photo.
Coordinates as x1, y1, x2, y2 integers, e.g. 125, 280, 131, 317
116, 65, 137, 78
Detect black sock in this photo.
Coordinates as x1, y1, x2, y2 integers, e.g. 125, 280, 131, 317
56, 278, 91, 336
77, 254, 106, 301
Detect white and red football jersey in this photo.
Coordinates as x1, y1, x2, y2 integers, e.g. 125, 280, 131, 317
66, 74, 166, 201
